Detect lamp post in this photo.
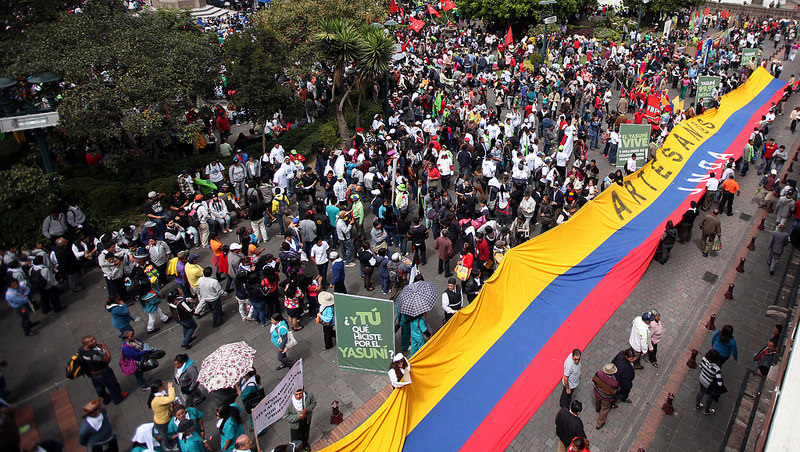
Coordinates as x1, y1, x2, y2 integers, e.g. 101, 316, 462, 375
636, 0, 651, 42
540, 0, 556, 63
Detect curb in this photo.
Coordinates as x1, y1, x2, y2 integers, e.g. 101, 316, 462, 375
630, 121, 800, 452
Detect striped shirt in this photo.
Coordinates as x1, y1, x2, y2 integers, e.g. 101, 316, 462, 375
699, 357, 723, 388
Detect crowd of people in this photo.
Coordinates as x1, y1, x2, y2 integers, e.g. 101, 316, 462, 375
3, 3, 800, 451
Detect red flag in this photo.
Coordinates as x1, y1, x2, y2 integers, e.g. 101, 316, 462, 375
703, 7, 710, 15
441, 0, 455, 11
409, 17, 425, 33
505, 25, 513, 47
390, 0, 401, 14
720, 10, 729, 19
427, 4, 440, 18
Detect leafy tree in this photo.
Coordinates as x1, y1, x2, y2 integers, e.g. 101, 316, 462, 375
315, 22, 393, 142
0, 0, 85, 32
1, 1, 219, 157
622, 0, 704, 24
458, 0, 592, 26
253, 0, 386, 76
224, 27, 295, 151
0, 164, 62, 245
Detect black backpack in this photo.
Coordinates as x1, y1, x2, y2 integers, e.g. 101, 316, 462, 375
28, 267, 46, 291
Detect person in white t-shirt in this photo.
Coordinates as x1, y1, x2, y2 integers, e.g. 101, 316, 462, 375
703, 172, 720, 211
625, 154, 638, 175
309, 237, 330, 287
560, 349, 582, 409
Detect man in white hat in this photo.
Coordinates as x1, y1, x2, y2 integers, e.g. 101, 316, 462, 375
317, 291, 335, 350
592, 363, 619, 430
79, 398, 118, 451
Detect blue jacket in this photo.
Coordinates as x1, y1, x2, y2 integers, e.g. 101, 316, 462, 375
711, 330, 738, 360
139, 289, 162, 314
377, 255, 390, 278
331, 259, 345, 285
107, 303, 135, 330
5, 286, 29, 309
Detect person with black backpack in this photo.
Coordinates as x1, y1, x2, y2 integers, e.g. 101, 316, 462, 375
237, 369, 265, 414
30, 255, 62, 313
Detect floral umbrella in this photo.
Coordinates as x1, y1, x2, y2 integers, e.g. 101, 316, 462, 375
197, 341, 256, 391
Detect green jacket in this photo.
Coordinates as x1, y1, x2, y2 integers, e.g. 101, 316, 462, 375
282, 391, 317, 429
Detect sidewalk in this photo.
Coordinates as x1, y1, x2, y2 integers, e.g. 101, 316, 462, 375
506, 40, 800, 452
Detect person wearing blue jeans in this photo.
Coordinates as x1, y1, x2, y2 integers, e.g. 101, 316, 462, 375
121, 331, 151, 390
169, 291, 198, 349
79, 336, 128, 405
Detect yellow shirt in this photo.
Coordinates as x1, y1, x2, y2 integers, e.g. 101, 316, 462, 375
185, 263, 203, 288
151, 386, 176, 424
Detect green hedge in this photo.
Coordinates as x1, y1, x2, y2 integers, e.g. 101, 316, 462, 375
5, 97, 386, 245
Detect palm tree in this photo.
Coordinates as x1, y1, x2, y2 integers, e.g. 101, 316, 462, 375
315, 20, 393, 143
352, 25, 394, 129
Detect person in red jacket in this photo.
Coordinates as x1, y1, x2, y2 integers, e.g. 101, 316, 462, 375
762, 138, 778, 174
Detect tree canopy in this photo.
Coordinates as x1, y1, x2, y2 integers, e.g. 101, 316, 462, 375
224, 27, 295, 126
0, 2, 219, 156
622, 0, 704, 18
457, 0, 592, 26
253, 0, 386, 75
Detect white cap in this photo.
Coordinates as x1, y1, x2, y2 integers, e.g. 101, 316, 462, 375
148, 191, 157, 198
229, 243, 242, 251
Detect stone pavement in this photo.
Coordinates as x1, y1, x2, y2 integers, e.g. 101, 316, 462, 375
2, 40, 798, 452
507, 40, 800, 452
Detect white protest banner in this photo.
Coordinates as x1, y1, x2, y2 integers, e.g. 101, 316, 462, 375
252, 359, 303, 434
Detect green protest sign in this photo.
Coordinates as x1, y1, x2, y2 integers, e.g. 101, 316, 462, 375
616, 124, 650, 170
742, 48, 759, 67
696, 75, 720, 108
335, 294, 396, 374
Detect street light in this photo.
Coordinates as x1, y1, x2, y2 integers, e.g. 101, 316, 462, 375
636, 0, 651, 42
540, 0, 556, 63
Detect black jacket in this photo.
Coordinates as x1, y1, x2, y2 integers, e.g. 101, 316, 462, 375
554, 407, 586, 447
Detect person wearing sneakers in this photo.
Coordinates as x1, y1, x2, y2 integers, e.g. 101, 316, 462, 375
79, 336, 129, 405
695, 349, 724, 415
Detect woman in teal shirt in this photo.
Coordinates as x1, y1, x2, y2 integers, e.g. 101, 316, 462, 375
215, 403, 245, 452
409, 314, 429, 356
167, 405, 206, 452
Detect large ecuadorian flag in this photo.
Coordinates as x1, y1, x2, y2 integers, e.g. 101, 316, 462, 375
322, 68, 786, 452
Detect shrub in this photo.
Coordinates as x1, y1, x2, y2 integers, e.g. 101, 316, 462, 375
0, 165, 62, 245
146, 176, 179, 196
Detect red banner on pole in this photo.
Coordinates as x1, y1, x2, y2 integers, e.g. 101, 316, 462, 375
505, 26, 513, 47
409, 17, 425, 33
427, 4, 440, 17
644, 95, 661, 122
390, 0, 404, 16
441, 0, 455, 11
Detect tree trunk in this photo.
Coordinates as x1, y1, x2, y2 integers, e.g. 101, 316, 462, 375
337, 85, 353, 145
117, 120, 141, 152
355, 90, 362, 131
260, 121, 266, 153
